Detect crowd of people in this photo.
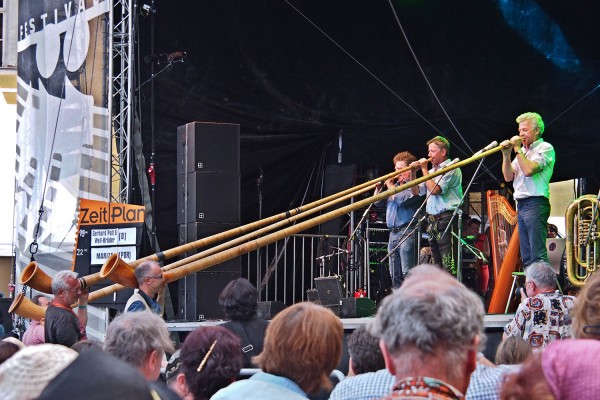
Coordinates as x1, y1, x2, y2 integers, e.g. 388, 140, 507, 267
0, 111, 596, 399
0, 261, 597, 400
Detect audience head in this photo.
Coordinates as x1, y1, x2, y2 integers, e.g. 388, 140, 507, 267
495, 335, 531, 365
571, 271, 600, 340
71, 339, 103, 354
501, 339, 600, 400
134, 261, 164, 295
0, 343, 78, 399
253, 302, 343, 394
0, 341, 19, 364
32, 294, 51, 307
524, 262, 556, 295
51, 270, 82, 306
347, 326, 385, 374
177, 326, 243, 400
218, 278, 259, 320
103, 311, 175, 381
369, 264, 485, 393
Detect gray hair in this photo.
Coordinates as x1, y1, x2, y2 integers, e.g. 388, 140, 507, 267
51, 270, 79, 295
369, 266, 484, 380
134, 261, 158, 284
525, 262, 556, 289
516, 112, 545, 136
104, 310, 175, 368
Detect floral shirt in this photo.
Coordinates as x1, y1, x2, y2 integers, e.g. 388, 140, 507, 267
504, 290, 575, 350
380, 377, 464, 400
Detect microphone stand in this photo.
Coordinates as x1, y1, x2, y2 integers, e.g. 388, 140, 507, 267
257, 168, 264, 273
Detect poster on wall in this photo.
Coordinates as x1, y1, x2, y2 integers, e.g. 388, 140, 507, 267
73, 199, 144, 305
14, 0, 111, 278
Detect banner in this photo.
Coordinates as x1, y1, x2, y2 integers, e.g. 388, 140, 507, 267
14, 0, 111, 276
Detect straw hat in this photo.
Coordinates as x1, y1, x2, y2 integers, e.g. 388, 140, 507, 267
0, 344, 78, 400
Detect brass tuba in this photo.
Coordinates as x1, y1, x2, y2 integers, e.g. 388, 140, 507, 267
566, 194, 600, 287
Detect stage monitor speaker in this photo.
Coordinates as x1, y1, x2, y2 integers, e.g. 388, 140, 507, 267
0, 298, 13, 334
314, 276, 342, 306
178, 222, 241, 273
257, 301, 286, 320
340, 297, 377, 318
177, 172, 241, 224
177, 122, 240, 175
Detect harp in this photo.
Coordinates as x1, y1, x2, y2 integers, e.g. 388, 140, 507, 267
486, 190, 521, 313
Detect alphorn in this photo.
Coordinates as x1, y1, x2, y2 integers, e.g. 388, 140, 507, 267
102, 143, 505, 288
19, 164, 408, 294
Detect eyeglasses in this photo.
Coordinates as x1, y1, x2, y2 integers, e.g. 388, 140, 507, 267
146, 274, 163, 280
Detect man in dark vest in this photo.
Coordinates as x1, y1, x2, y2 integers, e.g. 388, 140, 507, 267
125, 261, 164, 314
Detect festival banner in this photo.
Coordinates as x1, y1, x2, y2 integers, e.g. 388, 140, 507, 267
14, 0, 111, 277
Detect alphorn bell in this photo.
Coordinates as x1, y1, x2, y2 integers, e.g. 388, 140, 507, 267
20, 259, 136, 294
9, 292, 46, 321
20, 261, 53, 294
100, 253, 140, 288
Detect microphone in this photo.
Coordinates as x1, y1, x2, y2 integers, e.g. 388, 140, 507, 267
474, 141, 499, 156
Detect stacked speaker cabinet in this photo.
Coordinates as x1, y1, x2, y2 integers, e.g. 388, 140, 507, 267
177, 122, 241, 320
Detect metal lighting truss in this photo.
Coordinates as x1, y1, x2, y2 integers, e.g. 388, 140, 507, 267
109, 0, 134, 203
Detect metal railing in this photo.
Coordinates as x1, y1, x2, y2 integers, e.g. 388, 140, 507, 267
242, 234, 366, 305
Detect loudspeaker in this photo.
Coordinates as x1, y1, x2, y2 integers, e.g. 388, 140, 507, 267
177, 172, 241, 224
257, 301, 286, 320
177, 122, 240, 175
178, 223, 241, 273
319, 164, 356, 235
0, 298, 12, 334
314, 276, 342, 306
340, 297, 377, 318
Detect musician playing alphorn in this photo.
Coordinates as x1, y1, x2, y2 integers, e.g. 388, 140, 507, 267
412, 136, 463, 276
501, 112, 555, 267
374, 151, 425, 288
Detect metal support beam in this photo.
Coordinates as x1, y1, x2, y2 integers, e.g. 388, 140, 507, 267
109, 0, 134, 203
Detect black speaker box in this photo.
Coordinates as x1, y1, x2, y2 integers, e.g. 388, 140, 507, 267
177, 223, 241, 273
340, 297, 377, 318
177, 122, 240, 175
0, 298, 12, 334
257, 301, 286, 320
319, 164, 356, 235
177, 172, 241, 224
314, 276, 342, 306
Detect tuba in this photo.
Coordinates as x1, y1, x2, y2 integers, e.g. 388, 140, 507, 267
565, 195, 600, 287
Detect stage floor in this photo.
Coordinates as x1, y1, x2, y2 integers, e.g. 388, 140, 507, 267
166, 313, 514, 332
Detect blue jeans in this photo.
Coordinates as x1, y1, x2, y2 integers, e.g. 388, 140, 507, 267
388, 226, 417, 288
517, 196, 550, 266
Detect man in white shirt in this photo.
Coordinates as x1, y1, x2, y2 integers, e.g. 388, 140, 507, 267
501, 112, 555, 266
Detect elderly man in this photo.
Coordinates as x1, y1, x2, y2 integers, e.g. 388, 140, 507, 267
44, 270, 88, 347
503, 261, 575, 350
369, 264, 485, 399
104, 311, 178, 398
125, 260, 165, 314
501, 112, 554, 266
329, 326, 394, 400
413, 136, 463, 275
